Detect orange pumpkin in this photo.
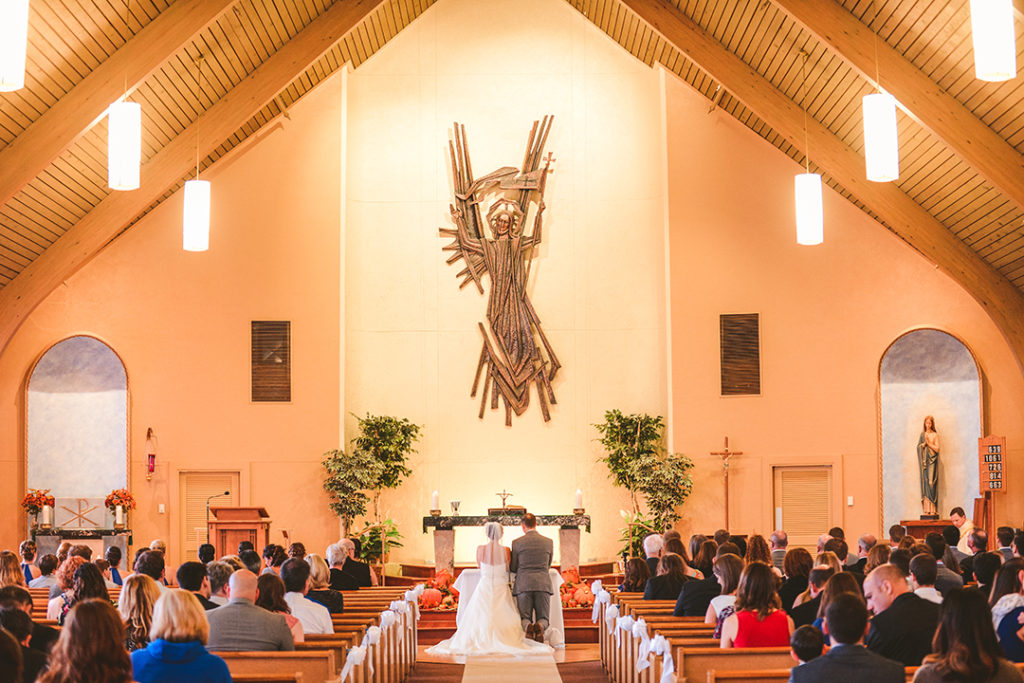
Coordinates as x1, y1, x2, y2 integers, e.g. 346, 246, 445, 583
420, 588, 443, 609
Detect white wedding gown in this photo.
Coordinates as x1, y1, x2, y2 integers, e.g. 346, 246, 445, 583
426, 560, 553, 657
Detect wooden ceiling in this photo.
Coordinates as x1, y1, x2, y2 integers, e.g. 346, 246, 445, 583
1, 0, 1023, 366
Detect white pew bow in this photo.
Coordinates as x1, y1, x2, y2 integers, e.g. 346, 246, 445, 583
339, 644, 366, 682
360, 629, 380, 676
591, 580, 603, 595
604, 604, 619, 634
404, 590, 421, 620
648, 634, 675, 683
592, 589, 610, 623
615, 615, 635, 645
634, 618, 652, 671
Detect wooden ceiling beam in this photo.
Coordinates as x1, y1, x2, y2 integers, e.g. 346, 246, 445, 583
621, 0, 1024, 373
769, 0, 1024, 213
0, 0, 385, 356
0, 0, 237, 209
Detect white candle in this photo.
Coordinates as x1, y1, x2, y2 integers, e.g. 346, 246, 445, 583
115, 505, 124, 525
41, 505, 52, 526
575, 489, 583, 509
431, 491, 439, 510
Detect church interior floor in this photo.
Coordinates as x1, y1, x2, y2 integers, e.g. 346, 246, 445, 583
411, 644, 606, 682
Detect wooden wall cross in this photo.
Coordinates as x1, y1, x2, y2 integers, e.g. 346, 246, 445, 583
710, 437, 743, 529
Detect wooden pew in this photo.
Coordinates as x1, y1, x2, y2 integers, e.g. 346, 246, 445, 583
667, 646, 794, 683
216, 650, 336, 683
707, 669, 791, 682
231, 674, 304, 683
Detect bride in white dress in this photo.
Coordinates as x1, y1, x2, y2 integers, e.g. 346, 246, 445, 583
426, 522, 552, 656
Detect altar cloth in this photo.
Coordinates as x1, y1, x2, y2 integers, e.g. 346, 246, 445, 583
452, 568, 565, 648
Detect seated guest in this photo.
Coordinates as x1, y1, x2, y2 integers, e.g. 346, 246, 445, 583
262, 544, 286, 575
974, 551, 1003, 597
197, 544, 216, 564
665, 537, 703, 579
997, 527, 1016, 562
239, 549, 262, 575
915, 587, 1024, 683
910, 553, 943, 604
37, 600, 132, 683
1014, 533, 1024, 559
131, 591, 232, 683
851, 535, 877, 573
779, 548, 813, 611
54, 543, 72, 566
959, 529, 989, 582
206, 561, 234, 606
305, 554, 344, 613
706, 553, 743, 638
688, 534, 709, 569
48, 556, 85, 603
745, 535, 778, 574
68, 545, 92, 561
327, 542, 361, 591
0, 585, 59, 653
889, 548, 912, 576
942, 525, 968, 565
287, 543, 306, 559
0, 607, 48, 683
643, 533, 664, 577
674, 542, 739, 617
104, 546, 123, 586
176, 561, 218, 610
728, 535, 748, 559
255, 573, 304, 643
823, 538, 853, 571
93, 559, 117, 589
713, 529, 731, 545
340, 538, 374, 587
28, 554, 58, 590
118, 574, 162, 652
0, 551, 26, 588
991, 558, 1024, 662
644, 553, 688, 601
828, 527, 859, 566
618, 558, 650, 593
791, 592, 904, 682
18, 541, 41, 584
237, 540, 255, 555
692, 539, 717, 579
815, 550, 842, 576
218, 555, 244, 572
889, 524, 907, 549
207, 570, 296, 650
770, 530, 788, 571
811, 572, 861, 644
48, 562, 109, 625
789, 624, 824, 666
864, 564, 940, 667
0, 628, 22, 683
864, 544, 890, 575
790, 566, 834, 627
135, 550, 168, 592
925, 533, 965, 596
280, 558, 333, 634
720, 561, 794, 648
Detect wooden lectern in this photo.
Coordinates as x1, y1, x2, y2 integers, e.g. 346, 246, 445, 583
208, 507, 271, 558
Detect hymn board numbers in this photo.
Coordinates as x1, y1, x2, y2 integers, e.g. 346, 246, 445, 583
978, 435, 1007, 494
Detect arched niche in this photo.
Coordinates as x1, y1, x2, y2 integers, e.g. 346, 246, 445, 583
880, 329, 980, 530
27, 336, 128, 498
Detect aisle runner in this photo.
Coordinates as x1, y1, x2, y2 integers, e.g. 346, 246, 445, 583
461, 655, 561, 682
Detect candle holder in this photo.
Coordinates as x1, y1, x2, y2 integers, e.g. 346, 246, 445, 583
573, 507, 585, 516
430, 509, 442, 517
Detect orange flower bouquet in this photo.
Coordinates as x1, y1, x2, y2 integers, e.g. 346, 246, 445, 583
21, 488, 55, 515
104, 489, 136, 512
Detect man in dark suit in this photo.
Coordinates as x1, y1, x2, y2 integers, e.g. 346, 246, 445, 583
206, 570, 295, 651
864, 564, 940, 667
510, 512, 554, 642
958, 529, 988, 581
0, 586, 58, 654
0, 608, 48, 683
327, 542, 361, 591
339, 538, 373, 587
643, 534, 664, 577
673, 542, 741, 616
176, 561, 219, 610
925, 533, 964, 596
997, 526, 1016, 562
790, 592, 904, 682
789, 566, 833, 627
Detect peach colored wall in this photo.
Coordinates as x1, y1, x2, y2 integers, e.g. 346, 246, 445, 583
0, 77, 345, 564
664, 73, 1024, 542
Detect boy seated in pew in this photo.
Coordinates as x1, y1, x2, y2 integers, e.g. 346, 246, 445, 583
789, 625, 824, 666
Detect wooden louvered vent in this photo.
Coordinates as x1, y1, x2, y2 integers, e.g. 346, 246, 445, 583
251, 321, 291, 402
178, 471, 237, 559
775, 467, 832, 550
720, 313, 760, 395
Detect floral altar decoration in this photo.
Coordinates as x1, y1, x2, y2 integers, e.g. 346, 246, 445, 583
418, 569, 459, 611
22, 488, 55, 515
104, 488, 136, 511
559, 568, 595, 609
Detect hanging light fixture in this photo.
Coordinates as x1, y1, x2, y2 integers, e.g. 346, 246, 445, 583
0, 0, 30, 92
107, 100, 141, 190
969, 0, 1016, 81
183, 55, 209, 252
862, 8, 899, 183
795, 51, 823, 246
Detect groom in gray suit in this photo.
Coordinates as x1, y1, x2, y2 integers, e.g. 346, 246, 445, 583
510, 512, 554, 642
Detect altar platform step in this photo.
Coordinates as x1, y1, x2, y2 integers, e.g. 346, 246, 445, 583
398, 561, 619, 581
417, 608, 599, 645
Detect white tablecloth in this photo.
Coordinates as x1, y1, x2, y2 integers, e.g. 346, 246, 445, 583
452, 568, 565, 647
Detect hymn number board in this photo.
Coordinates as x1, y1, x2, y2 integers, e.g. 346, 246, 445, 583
979, 435, 1007, 494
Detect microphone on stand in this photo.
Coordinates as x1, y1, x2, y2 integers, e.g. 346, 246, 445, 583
206, 491, 230, 544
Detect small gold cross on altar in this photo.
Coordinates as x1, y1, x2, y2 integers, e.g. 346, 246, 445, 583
710, 437, 743, 529
495, 489, 513, 509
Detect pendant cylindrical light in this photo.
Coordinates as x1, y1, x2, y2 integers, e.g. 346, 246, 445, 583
862, 92, 899, 182
0, 0, 30, 92
107, 100, 141, 191
970, 0, 1017, 81
795, 173, 823, 246
183, 179, 210, 252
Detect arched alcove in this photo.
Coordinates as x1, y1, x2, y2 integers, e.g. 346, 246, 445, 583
880, 329, 981, 530
27, 336, 128, 500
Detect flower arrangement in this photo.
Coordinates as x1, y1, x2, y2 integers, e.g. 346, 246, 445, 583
418, 568, 459, 611
21, 488, 54, 515
104, 489, 136, 512
559, 568, 595, 608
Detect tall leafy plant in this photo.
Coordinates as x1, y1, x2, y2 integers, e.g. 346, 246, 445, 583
595, 409, 695, 536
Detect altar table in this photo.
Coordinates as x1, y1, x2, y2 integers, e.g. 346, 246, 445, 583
452, 568, 565, 648
422, 514, 591, 574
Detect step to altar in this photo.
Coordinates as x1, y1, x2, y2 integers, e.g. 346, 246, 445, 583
417, 607, 599, 645
398, 561, 619, 580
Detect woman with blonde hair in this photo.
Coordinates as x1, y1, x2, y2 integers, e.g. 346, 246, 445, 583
864, 543, 891, 575
305, 553, 344, 613
130, 590, 231, 683
118, 573, 162, 651
0, 549, 27, 587
37, 599, 132, 683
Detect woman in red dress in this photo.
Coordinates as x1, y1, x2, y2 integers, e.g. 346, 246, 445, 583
720, 561, 794, 648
